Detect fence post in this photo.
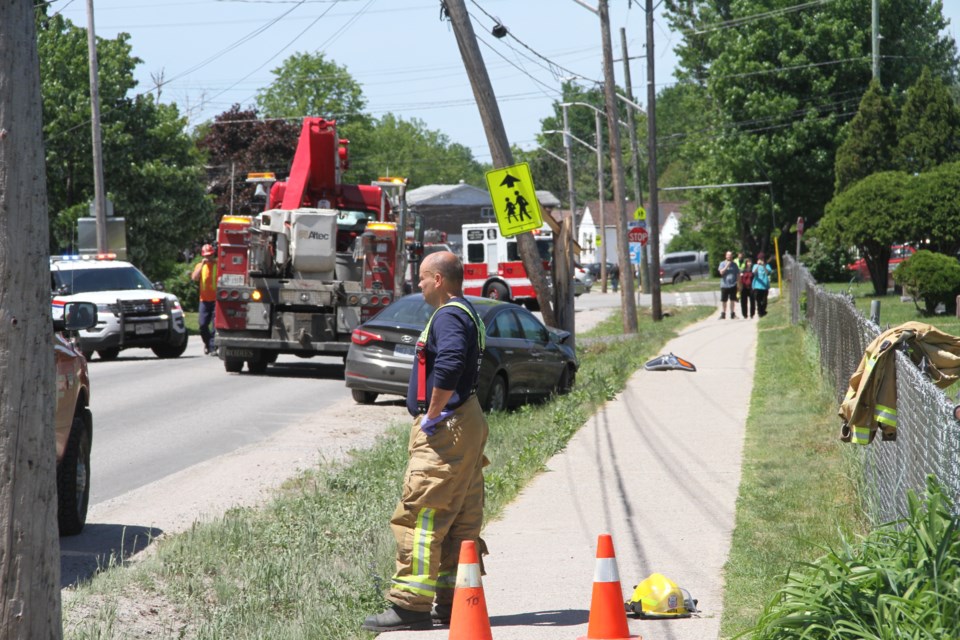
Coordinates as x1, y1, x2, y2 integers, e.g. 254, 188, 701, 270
870, 300, 881, 325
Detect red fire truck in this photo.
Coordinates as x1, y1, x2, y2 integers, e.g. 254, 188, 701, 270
213, 117, 403, 374
462, 221, 553, 308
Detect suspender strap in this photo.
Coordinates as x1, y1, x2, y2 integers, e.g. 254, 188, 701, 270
416, 300, 486, 414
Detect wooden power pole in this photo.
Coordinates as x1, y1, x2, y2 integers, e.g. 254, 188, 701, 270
444, 0, 558, 329
599, 0, 638, 333
0, 1, 64, 637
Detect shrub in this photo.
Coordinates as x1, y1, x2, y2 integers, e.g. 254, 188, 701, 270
892, 249, 960, 315
748, 477, 960, 640
803, 236, 853, 283
165, 260, 200, 312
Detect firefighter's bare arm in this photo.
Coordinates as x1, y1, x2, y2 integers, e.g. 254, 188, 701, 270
426, 387, 455, 421
191, 262, 203, 282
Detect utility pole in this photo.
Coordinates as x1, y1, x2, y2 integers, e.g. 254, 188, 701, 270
599, 0, 638, 333
620, 27, 647, 294
593, 109, 607, 293
644, 0, 663, 321
86, 0, 108, 253
871, 0, 880, 84
443, 0, 558, 328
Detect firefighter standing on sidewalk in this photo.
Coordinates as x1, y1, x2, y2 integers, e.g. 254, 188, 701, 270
191, 244, 217, 355
362, 251, 490, 633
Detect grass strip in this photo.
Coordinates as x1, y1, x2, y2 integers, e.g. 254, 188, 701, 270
65, 304, 712, 640
719, 295, 868, 638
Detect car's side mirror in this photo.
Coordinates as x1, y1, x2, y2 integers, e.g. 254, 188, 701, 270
56, 301, 98, 332
152, 281, 166, 291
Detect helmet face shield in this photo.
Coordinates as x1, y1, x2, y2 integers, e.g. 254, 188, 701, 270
625, 573, 699, 618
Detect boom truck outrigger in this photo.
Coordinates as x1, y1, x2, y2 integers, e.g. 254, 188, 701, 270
213, 117, 407, 374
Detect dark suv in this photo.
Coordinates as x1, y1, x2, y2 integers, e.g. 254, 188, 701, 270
51, 300, 98, 535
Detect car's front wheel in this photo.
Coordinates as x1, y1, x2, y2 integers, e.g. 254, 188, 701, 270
351, 389, 378, 404
97, 347, 120, 361
556, 365, 576, 395
57, 408, 91, 536
485, 374, 508, 413
152, 331, 188, 358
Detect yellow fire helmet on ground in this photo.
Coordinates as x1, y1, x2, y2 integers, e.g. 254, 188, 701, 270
624, 573, 699, 619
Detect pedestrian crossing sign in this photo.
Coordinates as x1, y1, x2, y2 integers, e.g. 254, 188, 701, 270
485, 162, 543, 237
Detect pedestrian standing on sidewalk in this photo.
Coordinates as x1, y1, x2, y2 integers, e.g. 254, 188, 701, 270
191, 244, 217, 355
738, 258, 756, 318
363, 251, 490, 633
718, 250, 739, 319
752, 252, 773, 317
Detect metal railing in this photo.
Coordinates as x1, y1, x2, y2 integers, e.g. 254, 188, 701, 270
785, 255, 960, 524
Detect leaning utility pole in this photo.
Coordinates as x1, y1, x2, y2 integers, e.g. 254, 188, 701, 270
444, 0, 557, 328
0, 1, 64, 636
871, 0, 880, 84
645, 0, 663, 321
600, 0, 638, 333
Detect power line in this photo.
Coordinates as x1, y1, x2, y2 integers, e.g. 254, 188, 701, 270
682, 0, 835, 36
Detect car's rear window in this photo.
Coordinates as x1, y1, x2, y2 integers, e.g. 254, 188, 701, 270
373, 296, 435, 324
53, 266, 154, 294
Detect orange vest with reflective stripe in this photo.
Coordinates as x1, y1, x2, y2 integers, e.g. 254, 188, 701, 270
198, 262, 216, 302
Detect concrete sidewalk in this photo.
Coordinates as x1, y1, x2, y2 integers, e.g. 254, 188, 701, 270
391, 313, 758, 639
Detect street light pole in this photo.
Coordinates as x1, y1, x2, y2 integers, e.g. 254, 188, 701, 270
559, 103, 608, 293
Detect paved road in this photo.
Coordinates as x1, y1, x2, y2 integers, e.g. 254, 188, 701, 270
85, 339, 349, 505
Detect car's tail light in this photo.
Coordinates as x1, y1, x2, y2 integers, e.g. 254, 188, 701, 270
351, 328, 382, 346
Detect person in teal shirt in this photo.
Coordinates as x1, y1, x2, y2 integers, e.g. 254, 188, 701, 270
752, 253, 773, 317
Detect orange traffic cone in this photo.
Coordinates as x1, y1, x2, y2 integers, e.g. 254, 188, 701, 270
578, 534, 640, 640
448, 540, 493, 640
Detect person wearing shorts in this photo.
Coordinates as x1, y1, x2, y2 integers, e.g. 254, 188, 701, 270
718, 250, 739, 319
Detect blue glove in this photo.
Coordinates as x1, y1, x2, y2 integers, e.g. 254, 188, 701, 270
421, 410, 453, 436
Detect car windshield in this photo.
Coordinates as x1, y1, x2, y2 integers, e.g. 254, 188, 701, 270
53, 266, 154, 294
372, 296, 435, 325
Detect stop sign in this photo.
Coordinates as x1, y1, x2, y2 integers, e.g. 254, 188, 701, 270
628, 226, 648, 246
797, 216, 804, 234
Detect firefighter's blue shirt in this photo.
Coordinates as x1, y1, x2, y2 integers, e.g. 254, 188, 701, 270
406, 298, 482, 417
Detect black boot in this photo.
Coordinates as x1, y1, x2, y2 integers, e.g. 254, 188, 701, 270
432, 602, 453, 625
361, 604, 433, 632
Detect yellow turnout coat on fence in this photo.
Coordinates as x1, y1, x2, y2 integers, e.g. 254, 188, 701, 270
839, 321, 960, 445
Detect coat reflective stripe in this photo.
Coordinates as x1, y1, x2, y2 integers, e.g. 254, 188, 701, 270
852, 424, 872, 445
392, 575, 437, 597
455, 563, 482, 589
593, 557, 620, 583
874, 404, 897, 427
412, 508, 435, 577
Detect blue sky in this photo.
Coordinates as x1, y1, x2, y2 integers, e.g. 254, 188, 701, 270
54, 0, 960, 165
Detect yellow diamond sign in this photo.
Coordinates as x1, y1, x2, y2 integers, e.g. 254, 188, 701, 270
485, 162, 543, 237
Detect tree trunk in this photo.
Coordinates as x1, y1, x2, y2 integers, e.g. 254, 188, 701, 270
0, 2, 63, 638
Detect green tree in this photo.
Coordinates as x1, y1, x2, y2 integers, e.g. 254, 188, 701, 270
37, 12, 213, 279
820, 171, 910, 295
663, 0, 958, 257
343, 113, 487, 188
195, 105, 300, 219
256, 52, 367, 123
834, 80, 898, 194
902, 161, 960, 256
895, 67, 960, 174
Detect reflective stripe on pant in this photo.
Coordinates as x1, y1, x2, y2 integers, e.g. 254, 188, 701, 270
388, 395, 489, 611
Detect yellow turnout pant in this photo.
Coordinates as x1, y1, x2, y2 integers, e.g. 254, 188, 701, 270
387, 395, 489, 611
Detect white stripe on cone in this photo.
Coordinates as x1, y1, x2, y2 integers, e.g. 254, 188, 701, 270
455, 563, 482, 589
593, 557, 620, 583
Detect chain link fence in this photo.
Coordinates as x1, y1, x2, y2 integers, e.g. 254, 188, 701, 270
785, 255, 960, 524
